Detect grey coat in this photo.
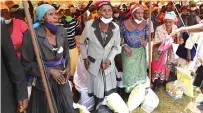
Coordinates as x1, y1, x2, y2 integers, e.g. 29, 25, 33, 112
79, 19, 121, 99
21, 25, 70, 90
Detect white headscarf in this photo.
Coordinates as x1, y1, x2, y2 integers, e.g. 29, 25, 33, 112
164, 11, 176, 21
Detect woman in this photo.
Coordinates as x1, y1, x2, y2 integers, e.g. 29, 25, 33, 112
152, 11, 178, 89
79, 1, 121, 107
121, 4, 148, 93
0, 4, 28, 59
21, 4, 75, 113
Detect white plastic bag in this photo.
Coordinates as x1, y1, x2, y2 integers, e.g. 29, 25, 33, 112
141, 88, 159, 113
128, 84, 145, 111
74, 55, 88, 91
73, 103, 90, 113
106, 93, 129, 113
79, 90, 95, 111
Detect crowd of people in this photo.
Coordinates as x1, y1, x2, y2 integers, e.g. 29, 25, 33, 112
1, 0, 203, 113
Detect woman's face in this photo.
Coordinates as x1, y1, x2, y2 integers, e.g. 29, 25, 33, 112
0, 9, 11, 20
132, 8, 144, 20
99, 5, 113, 19
164, 19, 174, 30
43, 9, 58, 25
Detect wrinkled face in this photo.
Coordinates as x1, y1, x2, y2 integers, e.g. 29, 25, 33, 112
164, 19, 174, 30
0, 9, 11, 20
144, 10, 149, 19
132, 8, 144, 20
98, 5, 113, 19
43, 9, 58, 25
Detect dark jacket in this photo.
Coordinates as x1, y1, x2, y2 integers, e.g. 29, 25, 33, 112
1, 18, 28, 113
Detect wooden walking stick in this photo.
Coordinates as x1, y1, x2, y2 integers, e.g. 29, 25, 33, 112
148, 1, 152, 86
22, 1, 57, 113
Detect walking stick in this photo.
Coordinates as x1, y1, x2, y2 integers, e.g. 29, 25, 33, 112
148, 1, 152, 86
22, 1, 58, 113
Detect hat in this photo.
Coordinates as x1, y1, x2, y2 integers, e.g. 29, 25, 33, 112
0, 3, 9, 10
164, 11, 176, 21
4, 0, 19, 9
95, 1, 111, 10
144, 6, 149, 11
152, 7, 159, 13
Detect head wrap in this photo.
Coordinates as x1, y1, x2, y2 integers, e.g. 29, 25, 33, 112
36, 4, 55, 21
129, 3, 143, 14
164, 11, 176, 21
33, 4, 55, 29
95, 1, 111, 10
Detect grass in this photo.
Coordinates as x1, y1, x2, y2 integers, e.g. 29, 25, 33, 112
133, 87, 203, 113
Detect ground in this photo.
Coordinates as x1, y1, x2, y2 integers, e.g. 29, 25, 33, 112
133, 87, 203, 113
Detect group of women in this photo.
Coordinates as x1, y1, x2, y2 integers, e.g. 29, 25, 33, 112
1, 1, 203, 113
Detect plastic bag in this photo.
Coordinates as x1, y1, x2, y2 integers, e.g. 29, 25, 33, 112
128, 84, 145, 111
106, 93, 129, 113
73, 103, 90, 113
166, 81, 184, 100
79, 90, 95, 111
141, 88, 159, 113
158, 36, 174, 51
177, 67, 194, 97
74, 55, 88, 92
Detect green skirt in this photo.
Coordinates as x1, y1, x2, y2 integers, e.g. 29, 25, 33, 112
122, 47, 147, 93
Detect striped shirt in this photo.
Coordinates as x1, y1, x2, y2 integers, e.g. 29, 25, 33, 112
59, 18, 79, 49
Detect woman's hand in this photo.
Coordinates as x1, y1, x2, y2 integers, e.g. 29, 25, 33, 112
124, 45, 132, 56
84, 58, 90, 70
101, 59, 111, 71
18, 99, 28, 112
60, 68, 70, 83
50, 68, 66, 85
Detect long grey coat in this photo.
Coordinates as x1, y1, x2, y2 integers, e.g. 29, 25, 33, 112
79, 19, 121, 99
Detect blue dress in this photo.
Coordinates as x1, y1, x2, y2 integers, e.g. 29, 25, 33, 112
121, 22, 148, 93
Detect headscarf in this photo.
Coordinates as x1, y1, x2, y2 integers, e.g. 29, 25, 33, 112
95, 1, 112, 11
164, 11, 176, 21
126, 3, 143, 19
33, 4, 55, 28
129, 3, 143, 14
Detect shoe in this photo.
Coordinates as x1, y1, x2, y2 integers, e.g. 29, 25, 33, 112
200, 101, 203, 105
197, 104, 203, 110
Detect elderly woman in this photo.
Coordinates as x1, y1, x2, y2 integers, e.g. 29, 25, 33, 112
79, 1, 121, 107
121, 4, 148, 93
21, 4, 75, 113
152, 11, 178, 89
